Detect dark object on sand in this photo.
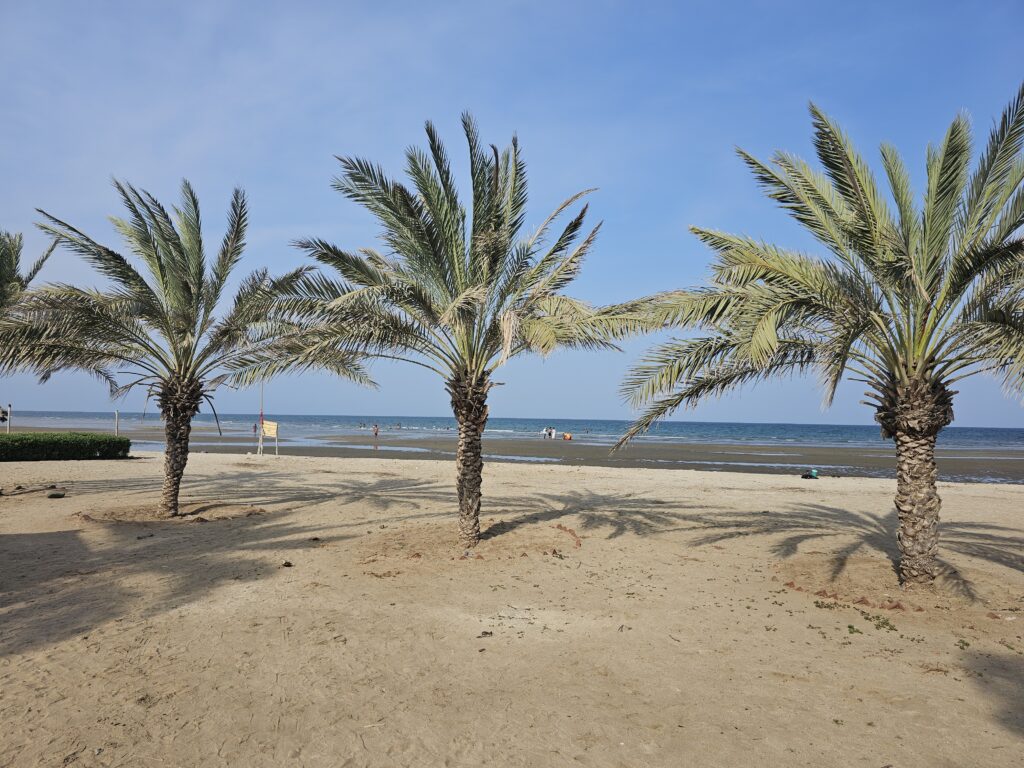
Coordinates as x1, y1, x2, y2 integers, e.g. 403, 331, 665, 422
801, 469, 819, 480
47, 490, 66, 499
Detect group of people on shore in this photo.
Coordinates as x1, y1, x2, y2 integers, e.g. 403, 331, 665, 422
358, 422, 399, 431
542, 426, 571, 440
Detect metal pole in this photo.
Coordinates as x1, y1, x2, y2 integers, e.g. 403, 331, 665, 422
259, 382, 265, 455
115, 410, 119, 436
6, 404, 10, 434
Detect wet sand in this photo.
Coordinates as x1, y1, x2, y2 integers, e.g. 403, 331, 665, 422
302, 434, 1024, 483
7, 425, 1024, 482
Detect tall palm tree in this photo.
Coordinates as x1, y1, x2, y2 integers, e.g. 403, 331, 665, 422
0, 230, 55, 314
256, 115, 646, 547
620, 84, 1024, 584
0, 180, 365, 516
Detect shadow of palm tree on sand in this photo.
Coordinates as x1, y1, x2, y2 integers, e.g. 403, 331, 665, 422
483, 491, 1022, 599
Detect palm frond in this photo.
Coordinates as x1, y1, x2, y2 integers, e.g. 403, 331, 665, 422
623, 83, 1024, 446
7, 182, 310, 415
272, 114, 648, 392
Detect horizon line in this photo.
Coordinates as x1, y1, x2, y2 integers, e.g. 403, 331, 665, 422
8, 408, 1024, 431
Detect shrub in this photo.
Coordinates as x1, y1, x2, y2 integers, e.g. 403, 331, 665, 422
0, 432, 131, 461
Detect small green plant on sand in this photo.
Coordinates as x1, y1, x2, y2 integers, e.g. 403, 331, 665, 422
858, 610, 897, 632
814, 600, 844, 610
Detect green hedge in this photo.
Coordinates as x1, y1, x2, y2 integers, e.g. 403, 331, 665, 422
0, 432, 131, 461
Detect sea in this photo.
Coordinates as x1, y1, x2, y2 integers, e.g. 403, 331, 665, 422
9, 410, 1024, 450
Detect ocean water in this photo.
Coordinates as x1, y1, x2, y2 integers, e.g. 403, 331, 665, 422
9, 410, 1024, 450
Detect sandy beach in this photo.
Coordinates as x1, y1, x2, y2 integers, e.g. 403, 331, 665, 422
1, 452, 1022, 767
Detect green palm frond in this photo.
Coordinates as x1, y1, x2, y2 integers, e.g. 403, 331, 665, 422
618, 337, 818, 448
0, 181, 351, 409
262, 114, 655, 388
623, 84, 1024, 443
0, 230, 56, 316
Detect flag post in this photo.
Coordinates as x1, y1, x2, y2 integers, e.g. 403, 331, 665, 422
257, 382, 265, 455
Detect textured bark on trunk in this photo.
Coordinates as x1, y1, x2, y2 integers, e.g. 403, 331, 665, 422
893, 430, 941, 582
874, 379, 954, 584
157, 378, 202, 518
447, 374, 490, 548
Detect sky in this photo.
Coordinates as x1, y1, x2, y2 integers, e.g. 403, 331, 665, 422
2, 0, 1024, 426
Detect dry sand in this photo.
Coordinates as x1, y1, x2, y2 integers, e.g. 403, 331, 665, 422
1, 452, 1022, 767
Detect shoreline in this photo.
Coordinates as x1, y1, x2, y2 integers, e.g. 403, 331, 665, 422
7, 424, 1024, 482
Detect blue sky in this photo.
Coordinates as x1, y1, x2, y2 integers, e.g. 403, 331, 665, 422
2, 0, 1024, 426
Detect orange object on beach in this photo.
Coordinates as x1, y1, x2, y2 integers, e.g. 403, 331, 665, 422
562, 432, 572, 440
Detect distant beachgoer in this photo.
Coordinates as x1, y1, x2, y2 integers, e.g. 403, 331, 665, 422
372, 424, 379, 439
562, 432, 572, 441
252, 423, 257, 436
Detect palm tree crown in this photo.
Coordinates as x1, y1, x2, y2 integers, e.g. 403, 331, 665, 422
261, 114, 646, 545
261, 115, 644, 384
0, 180, 331, 514
0, 230, 55, 314
622, 84, 1024, 582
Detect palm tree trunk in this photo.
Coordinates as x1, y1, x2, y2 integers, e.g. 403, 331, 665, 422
447, 374, 490, 548
156, 378, 202, 518
160, 409, 193, 517
874, 379, 954, 584
893, 430, 941, 583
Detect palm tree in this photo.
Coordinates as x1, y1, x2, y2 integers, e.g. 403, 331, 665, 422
1, 230, 55, 314
257, 115, 646, 547
0, 231, 55, 420
620, 84, 1024, 584
0, 180, 364, 516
